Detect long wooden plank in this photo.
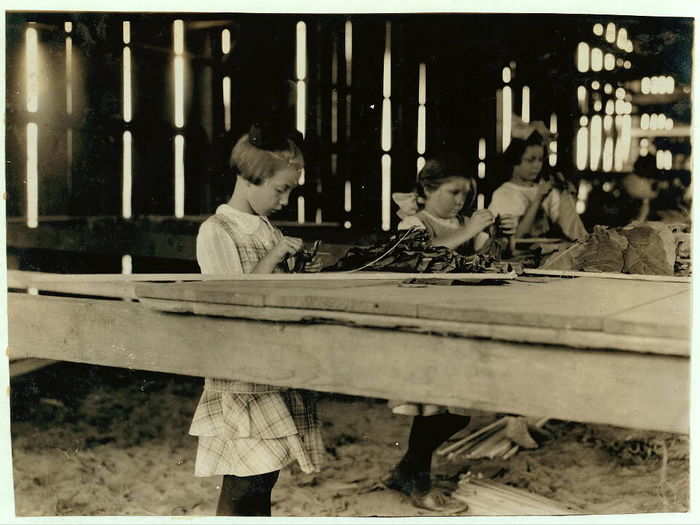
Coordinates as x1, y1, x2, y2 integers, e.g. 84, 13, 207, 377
604, 292, 691, 339
524, 268, 691, 283
10, 270, 514, 284
135, 277, 688, 332
138, 298, 689, 356
7, 293, 689, 433
417, 278, 687, 331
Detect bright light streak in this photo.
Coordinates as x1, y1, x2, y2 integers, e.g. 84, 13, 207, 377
418, 63, 426, 105
576, 127, 588, 171
590, 115, 602, 171
417, 106, 426, 155
381, 154, 391, 231
383, 22, 391, 98
26, 28, 39, 112
221, 29, 231, 54
123, 47, 132, 122
296, 22, 307, 80
502, 86, 512, 150
603, 137, 614, 171
298, 196, 305, 223
27, 123, 39, 228
345, 20, 352, 86
521, 86, 530, 123
605, 22, 616, 43
296, 80, 306, 137
332, 89, 338, 143
174, 56, 184, 127
550, 114, 558, 134
502, 66, 511, 83
122, 131, 132, 219
591, 48, 603, 72
173, 20, 184, 55
223, 76, 231, 131
382, 99, 391, 152
604, 53, 615, 70
344, 181, 352, 212
66, 36, 72, 114
122, 255, 133, 275
174, 134, 185, 218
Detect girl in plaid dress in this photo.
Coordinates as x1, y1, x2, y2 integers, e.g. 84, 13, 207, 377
385, 154, 514, 514
190, 123, 324, 516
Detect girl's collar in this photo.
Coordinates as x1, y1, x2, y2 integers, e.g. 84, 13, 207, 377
216, 203, 270, 233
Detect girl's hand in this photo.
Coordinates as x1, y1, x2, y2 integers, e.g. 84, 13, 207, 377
535, 179, 553, 200
465, 209, 495, 237
272, 236, 303, 263
302, 255, 324, 273
498, 214, 519, 236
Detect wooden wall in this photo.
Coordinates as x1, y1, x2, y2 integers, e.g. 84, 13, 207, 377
4, 12, 693, 272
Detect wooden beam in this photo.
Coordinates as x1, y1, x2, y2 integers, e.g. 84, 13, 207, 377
138, 298, 689, 357
7, 293, 689, 434
524, 268, 691, 283
9, 359, 58, 378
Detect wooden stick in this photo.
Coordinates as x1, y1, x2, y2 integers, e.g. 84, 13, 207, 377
524, 268, 690, 283
438, 417, 507, 455
514, 238, 564, 244
446, 425, 507, 461
502, 444, 520, 460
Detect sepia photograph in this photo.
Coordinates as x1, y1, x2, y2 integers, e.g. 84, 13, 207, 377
2, 2, 696, 521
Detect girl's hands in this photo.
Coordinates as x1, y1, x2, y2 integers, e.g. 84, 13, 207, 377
302, 255, 324, 273
498, 213, 519, 236
535, 179, 553, 200
465, 209, 495, 237
271, 236, 304, 264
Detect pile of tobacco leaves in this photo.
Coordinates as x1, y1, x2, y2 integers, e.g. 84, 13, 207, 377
324, 228, 497, 273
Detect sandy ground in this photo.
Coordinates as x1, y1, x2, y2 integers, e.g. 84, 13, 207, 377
9, 363, 689, 517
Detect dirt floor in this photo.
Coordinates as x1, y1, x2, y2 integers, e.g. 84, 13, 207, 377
9, 363, 689, 517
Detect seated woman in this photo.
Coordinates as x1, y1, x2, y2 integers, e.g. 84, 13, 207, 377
488, 130, 588, 243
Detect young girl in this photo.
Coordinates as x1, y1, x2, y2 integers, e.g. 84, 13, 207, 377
189, 123, 324, 516
488, 131, 587, 242
393, 154, 515, 253
386, 154, 508, 514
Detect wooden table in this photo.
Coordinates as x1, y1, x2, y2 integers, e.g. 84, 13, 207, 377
8, 273, 690, 434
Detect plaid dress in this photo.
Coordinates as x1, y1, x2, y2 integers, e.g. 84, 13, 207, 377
189, 204, 324, 476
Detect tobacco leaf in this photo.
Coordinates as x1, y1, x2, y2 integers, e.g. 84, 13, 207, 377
579, 226, 629, 273
620, 224, 675, 275
324, 228, 494, 273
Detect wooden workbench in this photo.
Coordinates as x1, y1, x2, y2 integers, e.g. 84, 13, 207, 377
7, 273, 690, 434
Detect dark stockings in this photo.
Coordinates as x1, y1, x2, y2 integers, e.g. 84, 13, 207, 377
216, 470, 280, 516
395, 414, 470, 494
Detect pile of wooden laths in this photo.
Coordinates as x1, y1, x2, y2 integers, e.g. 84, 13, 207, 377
437, 416, 549, 462
453, 476, 583, 515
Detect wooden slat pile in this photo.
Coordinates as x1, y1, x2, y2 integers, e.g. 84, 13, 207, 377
453, 477, 584, 516
438, 416, 548, 462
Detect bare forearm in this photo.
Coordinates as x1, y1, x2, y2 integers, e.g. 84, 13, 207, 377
251, 252, 282, 273
430, 228, 479, 250
516, 199, 543, 237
